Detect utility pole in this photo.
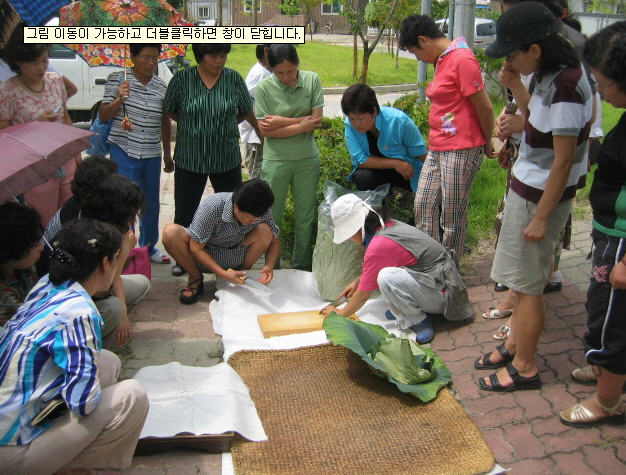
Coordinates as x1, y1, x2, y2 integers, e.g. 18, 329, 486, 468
417, 0, 432, 101
453, 0, 475, 47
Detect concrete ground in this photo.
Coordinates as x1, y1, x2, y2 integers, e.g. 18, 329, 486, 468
116, 165, 624, 474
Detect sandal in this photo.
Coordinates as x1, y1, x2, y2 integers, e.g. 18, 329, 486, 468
171, 263, 186, 276
474, 343, 514, 370
482, 307, 513, 319
559, 396, 625, 427
179, 277, 204, 304
493, 324, 511, 340
571, 365, 598, 385
479, 362, 542, 392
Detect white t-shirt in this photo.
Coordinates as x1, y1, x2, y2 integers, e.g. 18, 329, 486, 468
239, 61, 271, 144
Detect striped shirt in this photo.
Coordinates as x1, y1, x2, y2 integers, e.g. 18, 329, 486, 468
103, 70, 167, 159
163, 67, 253, 174
511, 67, 592, 203
0, 276, 103, 445
187, 193, 279, 270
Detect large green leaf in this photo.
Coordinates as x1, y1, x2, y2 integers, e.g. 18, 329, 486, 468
323, 313, 451, 403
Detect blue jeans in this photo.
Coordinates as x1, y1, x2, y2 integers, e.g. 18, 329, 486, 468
110, 144, 161, 255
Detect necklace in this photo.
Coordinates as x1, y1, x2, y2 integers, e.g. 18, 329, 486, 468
20, 77, 44, 94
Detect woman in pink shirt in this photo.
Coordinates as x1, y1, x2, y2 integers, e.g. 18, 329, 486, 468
399, 15, 495, 258
321, 194, 472, 344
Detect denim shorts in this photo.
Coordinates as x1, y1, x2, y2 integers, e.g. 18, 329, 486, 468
491, 190, 572, 295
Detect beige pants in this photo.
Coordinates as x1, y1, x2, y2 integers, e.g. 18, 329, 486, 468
0, 350, 149, 474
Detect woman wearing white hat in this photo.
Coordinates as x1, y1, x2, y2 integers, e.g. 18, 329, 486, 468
321, 194, 472, 343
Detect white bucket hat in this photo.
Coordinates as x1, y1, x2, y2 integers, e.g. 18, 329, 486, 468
331, 194, 384, 244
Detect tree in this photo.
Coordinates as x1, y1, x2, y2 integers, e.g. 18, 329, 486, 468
280, 0, 302, 24
301, 0, 323, 40
338, 0, 401, 83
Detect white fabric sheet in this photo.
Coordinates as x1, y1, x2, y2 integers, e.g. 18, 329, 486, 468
134, 362, 267, 441
209, 269, 411, 360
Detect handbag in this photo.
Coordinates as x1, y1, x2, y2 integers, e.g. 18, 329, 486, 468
122, 246, 151, 280
86, 75, 124, 156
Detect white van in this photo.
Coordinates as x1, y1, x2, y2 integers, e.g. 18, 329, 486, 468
435, 17, 496, 48
49, 44, 174, 123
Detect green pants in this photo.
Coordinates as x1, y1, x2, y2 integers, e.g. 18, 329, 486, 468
261, 157, 320, 270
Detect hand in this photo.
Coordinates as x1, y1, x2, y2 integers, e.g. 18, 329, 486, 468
163, 154, 174, 173
523, 216, 547, 242
321, 305, 340, 316
341, 280, 358, 299
609, 261, 626, 289
498, 113, 525, 139
393, 160, 414, 180
484, 140, 497, 159
498, 62, 522, 90
36, 111, 61, 122
259, 115, 282, 131
115, 308, 131, 347
258, 265, 274, 285
118, 81, 130, 100
299, 115, 322, 133
223, 268, 247, 285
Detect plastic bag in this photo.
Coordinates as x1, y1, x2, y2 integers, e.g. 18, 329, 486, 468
312, 181, 389, 300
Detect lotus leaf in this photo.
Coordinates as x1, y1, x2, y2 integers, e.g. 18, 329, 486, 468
323, 313, 451, 402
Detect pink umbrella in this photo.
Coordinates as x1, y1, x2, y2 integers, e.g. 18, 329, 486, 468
0, 121, 94, 202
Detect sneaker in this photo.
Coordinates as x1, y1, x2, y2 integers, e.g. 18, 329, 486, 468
410, 315, 434, 344
150, 249, 171, 264
171, 263, 186, 276
494, 282, 509, 292
543, 281, 562, 293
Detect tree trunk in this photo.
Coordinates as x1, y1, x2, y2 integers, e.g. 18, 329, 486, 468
359, 39, 370, 83
352, 34, 358, 79
218, 0, 223, 25
253, 0, 258, 26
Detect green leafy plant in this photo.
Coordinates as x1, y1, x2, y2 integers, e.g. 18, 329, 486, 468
323, 313, 451, 402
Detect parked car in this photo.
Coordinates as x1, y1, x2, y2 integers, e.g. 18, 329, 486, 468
49, 44, 174, 123
435, 17, 496, 48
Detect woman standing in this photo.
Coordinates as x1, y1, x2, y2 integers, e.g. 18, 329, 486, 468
560, 21, 626, 427
399, 15, 495, 258
0, 219, 148, 473
255, 44, 324, 270
99, 43, 172, 264
0, 28, 80, 226
164, 44, 259, 276
474, 2, 592, 393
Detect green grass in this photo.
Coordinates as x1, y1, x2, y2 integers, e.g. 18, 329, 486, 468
186, 42, 421, 86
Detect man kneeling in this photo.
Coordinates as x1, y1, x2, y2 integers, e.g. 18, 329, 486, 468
163, 179, 280, 304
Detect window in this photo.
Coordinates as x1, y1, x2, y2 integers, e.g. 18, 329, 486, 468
243, 0, 261, 13
199, 6, 210, 18
49, 44, 76, 59
322, 1, 342, 15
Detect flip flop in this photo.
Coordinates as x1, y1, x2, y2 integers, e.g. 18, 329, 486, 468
479, 362, 542, 392
482, 307, 513, 319
559, 397, 625, 427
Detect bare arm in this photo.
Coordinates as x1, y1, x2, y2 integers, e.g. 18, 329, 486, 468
259, 106, 323, 138
62, 76, 78, 99
239, 110, 263, 144
161, 113, 173, 172
523, 135, 577, 242
98, 81, 129, 122
189, 238, 246, 285
322, 289, 371, 317
468, 89, 495, 158
258, 237, 281, 285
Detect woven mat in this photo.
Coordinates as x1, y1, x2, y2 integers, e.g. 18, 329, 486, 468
229, 344, 494, 475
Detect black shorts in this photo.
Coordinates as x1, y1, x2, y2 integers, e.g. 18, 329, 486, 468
584, 229, 626, 374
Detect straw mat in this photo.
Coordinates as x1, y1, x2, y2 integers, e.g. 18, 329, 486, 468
229, 344, 494, 475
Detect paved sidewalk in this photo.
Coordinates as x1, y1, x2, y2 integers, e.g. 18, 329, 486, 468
118, 170, 624, 474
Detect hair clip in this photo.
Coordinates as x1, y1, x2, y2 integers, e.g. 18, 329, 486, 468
51, 248, 75, 266
87, 238, 98, 247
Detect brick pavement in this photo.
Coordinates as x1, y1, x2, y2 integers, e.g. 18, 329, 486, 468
117, 168, 624, 474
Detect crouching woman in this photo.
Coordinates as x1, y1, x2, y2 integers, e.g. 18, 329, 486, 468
321, 194, 473, 344
0, 219, 148, 474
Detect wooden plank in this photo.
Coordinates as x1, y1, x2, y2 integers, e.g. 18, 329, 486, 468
257, 310, 358, 338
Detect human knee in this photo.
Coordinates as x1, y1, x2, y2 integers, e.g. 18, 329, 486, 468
162, 223, 187, 250
250, 222, 273, 247
377, 266, 405, 291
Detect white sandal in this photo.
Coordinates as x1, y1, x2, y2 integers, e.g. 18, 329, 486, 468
482, 307, 513, 320
560, 396, 625, 427
493, 324, 510, 340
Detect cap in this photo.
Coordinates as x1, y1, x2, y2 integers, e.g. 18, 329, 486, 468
330, 194, 370, 244
486, 1, 556, 58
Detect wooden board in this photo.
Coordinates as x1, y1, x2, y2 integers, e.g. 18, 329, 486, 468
258, 310, 358, 338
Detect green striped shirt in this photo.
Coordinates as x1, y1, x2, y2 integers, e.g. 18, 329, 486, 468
164, 66, 252, 174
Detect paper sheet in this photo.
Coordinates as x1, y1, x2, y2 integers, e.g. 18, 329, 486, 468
134, 362, 267, 442
209, 269, 410, 360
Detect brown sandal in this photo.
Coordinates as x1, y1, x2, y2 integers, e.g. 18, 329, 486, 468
180, 277, 204, 304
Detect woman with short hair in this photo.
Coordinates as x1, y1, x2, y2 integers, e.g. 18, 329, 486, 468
0, 219, 149, 473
